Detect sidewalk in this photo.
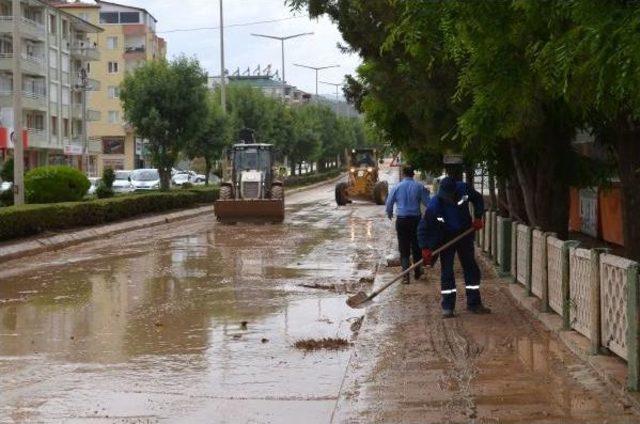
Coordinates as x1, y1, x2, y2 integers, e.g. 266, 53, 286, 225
333, 234, 640, 422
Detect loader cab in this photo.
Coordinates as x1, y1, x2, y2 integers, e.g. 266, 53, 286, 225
230, 143, 276, 200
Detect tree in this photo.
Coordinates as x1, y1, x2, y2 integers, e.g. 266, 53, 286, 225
120, 56, 209, 190
534, 1, 640, 260
184, 90, 232, 185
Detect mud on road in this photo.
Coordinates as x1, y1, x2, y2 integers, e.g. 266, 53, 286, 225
2, 164, 638, 424
0, 171, 395, 423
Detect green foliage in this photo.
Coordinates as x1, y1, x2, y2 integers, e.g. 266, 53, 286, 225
0, 158, 13, 182
0, 188, 12, 206
0, 188, 219, 241
95, 182, 114, 199
120, 56, 209, 190
24, 166, 90, 204
103, 168, 115, 189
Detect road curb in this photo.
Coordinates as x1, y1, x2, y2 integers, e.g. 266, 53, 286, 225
0, 205, 214, 262
489, 257, 640, 411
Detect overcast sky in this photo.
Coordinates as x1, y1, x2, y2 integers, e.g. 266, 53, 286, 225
117, 0, 360, 98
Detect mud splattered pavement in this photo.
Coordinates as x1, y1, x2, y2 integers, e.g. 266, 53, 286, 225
0, 169, 396, 423
2, 165, 638, 424
334, 226, 640, 423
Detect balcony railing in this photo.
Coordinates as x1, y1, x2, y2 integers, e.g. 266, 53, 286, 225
125, 45, 145, 53
0, 16, 46, 38
70, 39, 100, 61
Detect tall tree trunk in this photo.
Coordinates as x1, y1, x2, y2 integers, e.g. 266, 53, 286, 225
510, 138, 570, 238
510, 142, 538, 226
614, 118, 640, 261
497, 177, 509, 216
159, 168, 171, 191
505, 176, 526, 222
204, 157, 211, 186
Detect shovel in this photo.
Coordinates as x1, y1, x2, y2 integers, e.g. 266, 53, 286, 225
347, 227, 476, 308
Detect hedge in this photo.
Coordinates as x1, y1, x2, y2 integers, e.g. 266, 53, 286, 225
0, 187, 219, 242
284, 169, 342, 187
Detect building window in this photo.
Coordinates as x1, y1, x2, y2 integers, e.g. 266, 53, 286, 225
99, 12, 118, 24
107, 86, 120, 99
86, 62, 91, 73
51, 116, 58, 135
61, 87, 70, 105
79, 12, 90, 22
102, 137, 125, 154
119, 12, 140, 23
63, 118, 69, 138
49, 15, 56, 34
106, 36, 118, 50
49, 84, 58, 102
108, 61, 118, 73
108, 110, 120, 124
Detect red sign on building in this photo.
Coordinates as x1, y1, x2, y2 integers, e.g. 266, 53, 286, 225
0, 127, 29, 150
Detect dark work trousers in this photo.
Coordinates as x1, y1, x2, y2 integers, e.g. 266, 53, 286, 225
439, 233, 481, 310
395, 216, 422, 274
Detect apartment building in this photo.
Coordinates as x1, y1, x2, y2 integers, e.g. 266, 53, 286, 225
57, 0, 166, 173
0, 0, 102, 174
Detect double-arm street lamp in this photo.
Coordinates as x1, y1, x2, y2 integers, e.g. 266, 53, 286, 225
293, 63, 340, 96
319, 80, 343, 115
251, 32, 314, 100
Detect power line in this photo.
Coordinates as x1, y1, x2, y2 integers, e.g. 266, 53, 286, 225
158, 16, 304, 34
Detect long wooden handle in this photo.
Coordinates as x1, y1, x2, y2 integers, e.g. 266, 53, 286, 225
367, 227, 476, 301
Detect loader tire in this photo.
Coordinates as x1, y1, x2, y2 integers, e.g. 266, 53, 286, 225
335, 182, 348, 206
220, 185, 232, 200
271, 184, 283, 200
373, 181, 388, 205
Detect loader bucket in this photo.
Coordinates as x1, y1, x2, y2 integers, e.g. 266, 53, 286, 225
214, 199, 285, 223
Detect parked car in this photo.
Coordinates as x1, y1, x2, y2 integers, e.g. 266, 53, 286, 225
113, 170, 134, 193
130, 168, 161, 190
172, 172, 192, 186
87, 177, 101, 195
0, 181, 11, 193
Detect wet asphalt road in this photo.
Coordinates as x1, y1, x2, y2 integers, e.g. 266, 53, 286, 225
0, 168, 398, 423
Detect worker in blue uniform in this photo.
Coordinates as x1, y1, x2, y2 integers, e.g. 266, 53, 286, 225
418, 176, 489, 318
386, 165, 430, 284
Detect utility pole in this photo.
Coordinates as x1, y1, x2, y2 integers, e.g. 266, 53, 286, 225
12, 0, 24, 205
251, 32, 313, 101
319, 81, 342, 116
78, 68, 88, 174
293, 63, 339, 97
219, 0, 226, 114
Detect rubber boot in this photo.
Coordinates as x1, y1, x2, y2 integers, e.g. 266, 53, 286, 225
401, 257, 411, 285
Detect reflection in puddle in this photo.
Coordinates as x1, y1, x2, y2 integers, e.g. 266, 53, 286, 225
0, 205, 381, 422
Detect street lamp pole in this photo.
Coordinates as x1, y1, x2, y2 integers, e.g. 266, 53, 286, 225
251, 32, 313, 100
293, 63, 340, 97
319, 81, 343, 115
11, 0, 24, 205
219, 0, 226, 114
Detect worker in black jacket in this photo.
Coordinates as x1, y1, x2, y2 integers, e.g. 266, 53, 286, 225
418, 176, 489, 318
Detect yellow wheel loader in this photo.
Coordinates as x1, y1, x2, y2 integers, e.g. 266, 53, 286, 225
335, 148, 388, 206
214, 129, 285, 223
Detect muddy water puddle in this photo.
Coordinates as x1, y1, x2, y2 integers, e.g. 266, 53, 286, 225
0, 202, 387, 422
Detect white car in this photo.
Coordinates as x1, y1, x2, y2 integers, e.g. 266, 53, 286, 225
113, 170, 134, 193
130, 168, 161, 190
172, 172, 192, 186
0, 181, 11, 193
87, 177, 101, 195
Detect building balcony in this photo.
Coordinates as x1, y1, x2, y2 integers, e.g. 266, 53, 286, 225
123, 47, 146, 61
0, 16, 46, 40
26, 127, 47, 148
70, 39, 100, 62
0, 88, 47, 111
71, 104, 101, 121
0, 53, 46, 75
